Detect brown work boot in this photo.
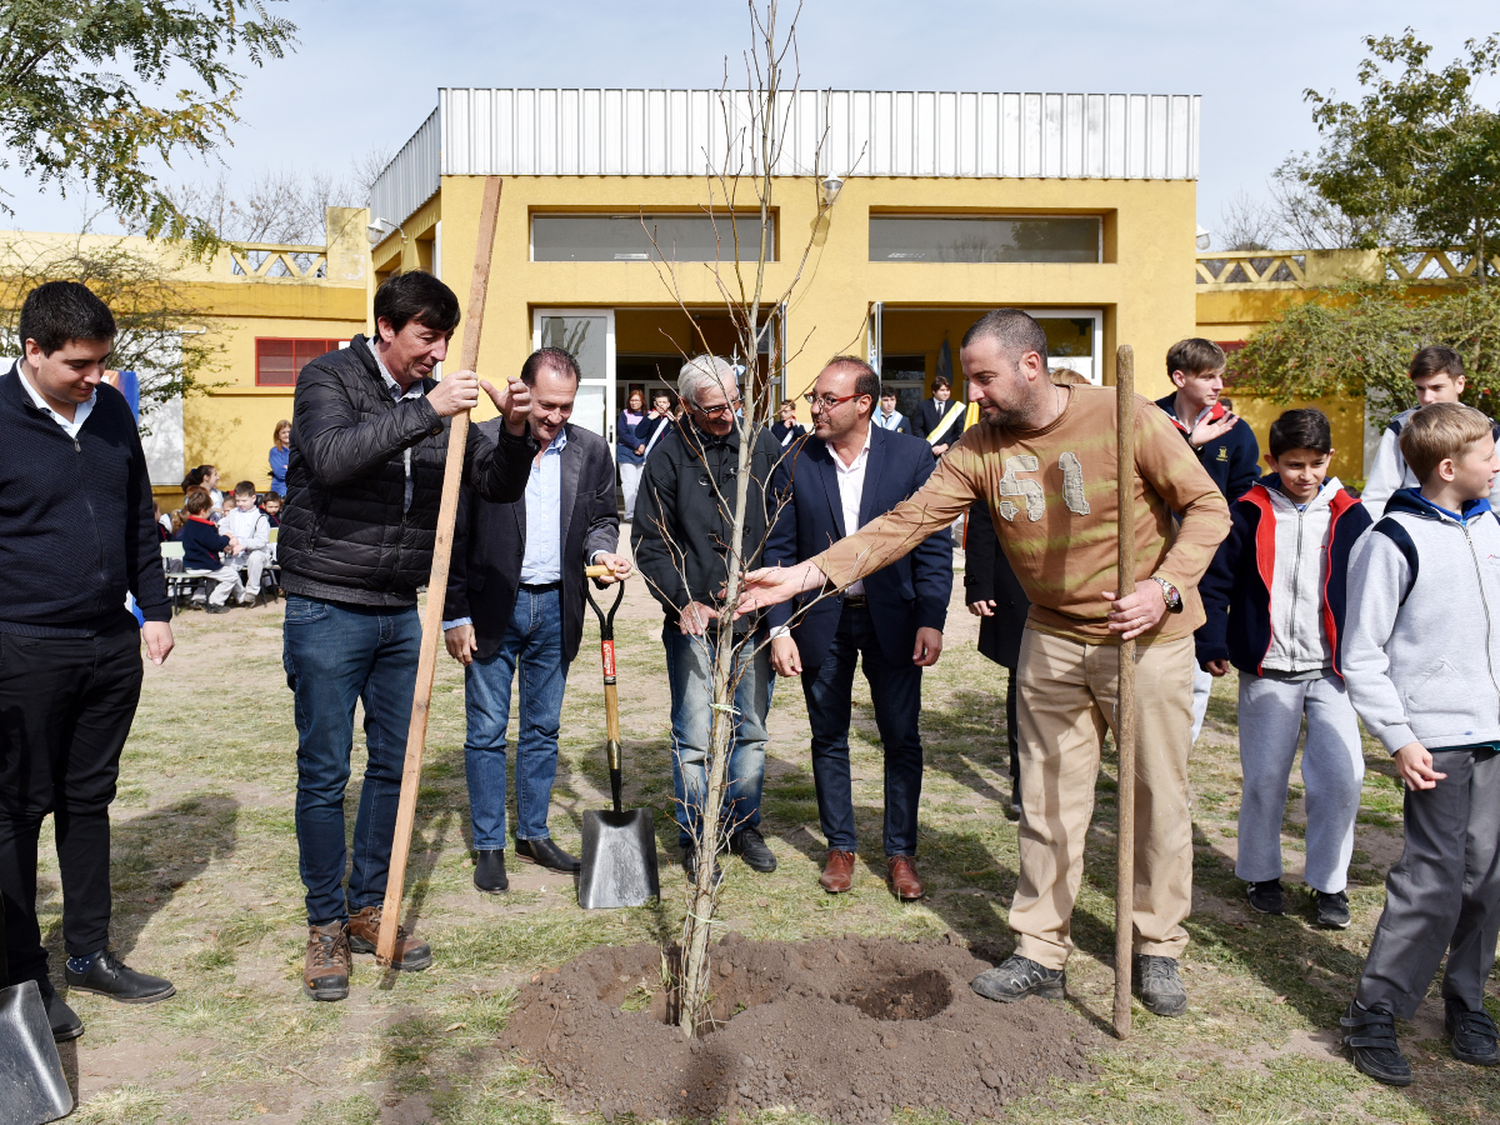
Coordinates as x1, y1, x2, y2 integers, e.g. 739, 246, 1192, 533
345, 906, 433, 971
887, 855, 926, 901
819, 849, 856, 893
304, 921, 351, 1001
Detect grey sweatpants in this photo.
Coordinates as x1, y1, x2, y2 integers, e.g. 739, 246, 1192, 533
1356, 746, 1500, 1018
1235, 672, 1364, 893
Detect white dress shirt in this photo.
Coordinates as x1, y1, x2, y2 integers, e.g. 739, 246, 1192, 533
17, 361, 95, 438
832, 425, 873, 596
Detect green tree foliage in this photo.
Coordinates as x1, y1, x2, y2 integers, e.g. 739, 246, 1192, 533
0, 1, 297, 250
1229, 280, 1500, 425
1280, 30, 1500, 277
0, 238, 223, 419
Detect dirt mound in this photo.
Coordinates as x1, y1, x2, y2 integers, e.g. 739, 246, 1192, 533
501, 933, 1102, 1122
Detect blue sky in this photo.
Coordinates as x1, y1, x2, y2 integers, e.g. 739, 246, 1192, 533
6, 0, 1497, 246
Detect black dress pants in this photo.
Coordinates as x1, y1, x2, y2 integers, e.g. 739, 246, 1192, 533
0, 622, 143, 987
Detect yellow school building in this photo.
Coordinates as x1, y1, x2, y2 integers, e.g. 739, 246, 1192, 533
13, 86, 1456, 492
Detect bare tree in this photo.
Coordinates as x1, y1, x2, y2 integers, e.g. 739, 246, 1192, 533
632, 0, 850, 1038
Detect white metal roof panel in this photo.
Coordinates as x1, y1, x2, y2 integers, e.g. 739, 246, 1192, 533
371, 89, 1199, 223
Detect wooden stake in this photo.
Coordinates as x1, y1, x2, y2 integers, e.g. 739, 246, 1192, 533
376, 176, 504, 965
1113, 343, 1138, 1040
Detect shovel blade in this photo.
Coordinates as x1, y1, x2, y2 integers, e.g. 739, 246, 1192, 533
578, 809, 660, 909
0, 980, 73, 1125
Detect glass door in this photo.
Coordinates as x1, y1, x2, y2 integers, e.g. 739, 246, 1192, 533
532, 309, 616, 439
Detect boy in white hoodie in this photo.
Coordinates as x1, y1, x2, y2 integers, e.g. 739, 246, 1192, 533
218, 481, 271, 603
1340, 402, 1500, 1086
1197, 408, 1371, 929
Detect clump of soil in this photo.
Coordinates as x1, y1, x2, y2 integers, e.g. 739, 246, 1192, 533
501, 933, 1103, 1122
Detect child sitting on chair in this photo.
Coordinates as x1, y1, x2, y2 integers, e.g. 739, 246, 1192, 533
178, 489, 243, 612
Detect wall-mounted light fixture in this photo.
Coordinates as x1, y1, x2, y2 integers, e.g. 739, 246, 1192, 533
819, 176, 845, 206
367, 217, 407, 246
1195, 224, 1212, 251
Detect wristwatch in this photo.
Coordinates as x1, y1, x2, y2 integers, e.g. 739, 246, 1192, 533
1150, 576, 1183, 613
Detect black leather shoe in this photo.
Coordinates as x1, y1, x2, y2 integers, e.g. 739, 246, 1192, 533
40, 985, 83, 1042
474, 849, 509, 893
64, 949, 175, 1003
729, 825, 778, 872
516, 837, 581, 874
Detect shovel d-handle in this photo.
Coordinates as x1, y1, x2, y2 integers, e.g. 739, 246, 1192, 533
585, 567, 626, 813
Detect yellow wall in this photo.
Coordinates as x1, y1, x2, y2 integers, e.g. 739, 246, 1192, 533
432, 173, 1199, 432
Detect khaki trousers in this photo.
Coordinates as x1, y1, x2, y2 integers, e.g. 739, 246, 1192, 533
1010, 628, 1194, 970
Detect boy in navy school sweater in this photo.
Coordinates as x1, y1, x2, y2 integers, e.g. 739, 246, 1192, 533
1339, 401, 1500, 1086
1198, 408, 1371, 929
178, 489, 243, 612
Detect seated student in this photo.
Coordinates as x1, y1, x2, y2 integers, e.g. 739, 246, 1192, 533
219, 480, 271, 602
262, 492, 283, 528
1361, 346, 1500, 513
1339, 402, 1500, 1086
1197, 408, 1371, 928
178, 489, 243, 612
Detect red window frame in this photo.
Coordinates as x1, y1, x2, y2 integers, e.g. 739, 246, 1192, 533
255, 338, 345, 387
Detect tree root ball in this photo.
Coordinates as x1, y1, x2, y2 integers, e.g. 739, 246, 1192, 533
500, 935, 1103, 1122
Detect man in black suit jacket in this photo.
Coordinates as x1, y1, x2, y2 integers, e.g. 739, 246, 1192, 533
916, 375, 966, 455
443, 348, 630, 893
766, 356, 953, 900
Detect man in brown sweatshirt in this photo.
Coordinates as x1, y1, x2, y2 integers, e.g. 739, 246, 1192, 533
739, 309, 1230, 1017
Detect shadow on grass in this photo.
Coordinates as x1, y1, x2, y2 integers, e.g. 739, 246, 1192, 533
96, 793, 241, 957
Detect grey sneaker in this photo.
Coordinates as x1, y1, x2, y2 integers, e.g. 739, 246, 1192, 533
1315, 889, 1351, 929
1246, 879, 1285, 915
1133, 954, 1188, 1017
1445, 998, 1500, 1066
1342, 1001, 1412, 1086
970, 955, 1065, 1003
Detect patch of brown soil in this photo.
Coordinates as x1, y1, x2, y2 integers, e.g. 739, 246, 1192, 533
501, 934, 1102, 1122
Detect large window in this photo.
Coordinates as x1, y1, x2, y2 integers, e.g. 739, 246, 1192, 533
869, 216, 1100, 263
255, 338, 344, 387
532, 214, 777, 262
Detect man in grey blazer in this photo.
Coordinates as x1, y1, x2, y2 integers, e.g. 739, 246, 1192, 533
443, 348, 631, 892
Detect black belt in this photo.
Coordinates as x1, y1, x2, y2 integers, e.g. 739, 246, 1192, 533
842, 594, 868, 609
519, 581, 561, 592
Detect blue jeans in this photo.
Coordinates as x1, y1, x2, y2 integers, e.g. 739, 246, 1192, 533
801, 603, 924, 856
283, 594, 420, 926
663, 625, 770, 850
464, 587, 568, 848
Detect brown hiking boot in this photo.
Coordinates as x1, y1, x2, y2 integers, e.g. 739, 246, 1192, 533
304, 921, 350, 1001
345, 906, 432, 971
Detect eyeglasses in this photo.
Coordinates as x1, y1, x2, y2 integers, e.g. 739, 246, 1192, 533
691, 397, 741, 418
803, 392, 863, 411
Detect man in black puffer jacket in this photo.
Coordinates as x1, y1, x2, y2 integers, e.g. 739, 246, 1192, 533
281, 271, 535, 1002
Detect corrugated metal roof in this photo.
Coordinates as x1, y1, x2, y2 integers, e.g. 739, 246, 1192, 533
370, 107, 440, 229
371, 89, 1199, 223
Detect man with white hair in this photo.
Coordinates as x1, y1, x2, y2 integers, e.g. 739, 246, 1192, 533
632, 355, 783, 878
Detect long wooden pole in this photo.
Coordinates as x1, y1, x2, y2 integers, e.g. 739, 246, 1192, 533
1113, 343, 1138, 1040
376, 176, 504, 965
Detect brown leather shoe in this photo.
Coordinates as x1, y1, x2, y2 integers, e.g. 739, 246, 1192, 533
887, 855, 925, 901
819, 849, 856, 893
304, 921, 351, 1001
345, 906, 433, 971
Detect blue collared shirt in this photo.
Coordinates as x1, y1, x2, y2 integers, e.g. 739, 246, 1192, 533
366, 338, 426, 513
519, 428, 567, 584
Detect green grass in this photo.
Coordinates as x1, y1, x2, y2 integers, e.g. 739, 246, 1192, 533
40, 587, 1500, 1123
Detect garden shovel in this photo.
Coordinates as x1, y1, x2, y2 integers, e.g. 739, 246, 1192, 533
0, 900, 73, 1124
577, 565, 660, 908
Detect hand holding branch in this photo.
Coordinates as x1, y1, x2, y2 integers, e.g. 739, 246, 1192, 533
427, 369, 482, 417
679, 600, 719, 636
734, 561, 826, 617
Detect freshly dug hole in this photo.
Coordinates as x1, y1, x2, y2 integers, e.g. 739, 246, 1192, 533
501, 934, 1103, 1122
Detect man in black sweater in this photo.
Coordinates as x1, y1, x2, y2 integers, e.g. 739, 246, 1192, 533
280, 271, 536, 1002
0, 281, 176, 1043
